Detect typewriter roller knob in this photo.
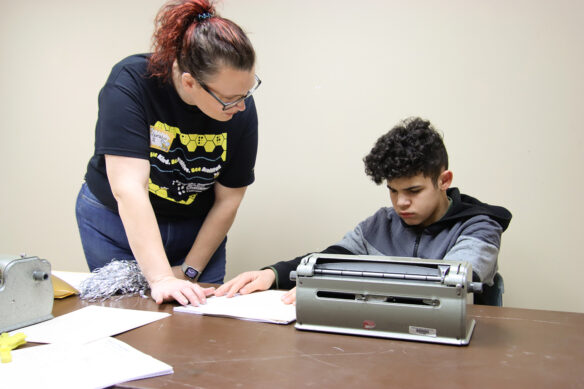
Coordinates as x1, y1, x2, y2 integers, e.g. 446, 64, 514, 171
32, 271, 49, 281
468, 282, 482, 293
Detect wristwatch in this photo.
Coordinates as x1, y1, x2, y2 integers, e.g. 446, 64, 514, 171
181, 262, 201, 281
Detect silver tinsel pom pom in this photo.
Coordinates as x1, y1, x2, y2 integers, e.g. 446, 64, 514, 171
79, 260, 150, 301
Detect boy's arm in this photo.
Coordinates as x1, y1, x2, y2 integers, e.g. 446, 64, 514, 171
443, 216, 504, 286
267, 245, 354, 289
214, 245, 354, 298
216, 214, 376, 297
267, 214, 378, 289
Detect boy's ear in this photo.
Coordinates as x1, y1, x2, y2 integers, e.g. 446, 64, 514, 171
438, 170, 453, 190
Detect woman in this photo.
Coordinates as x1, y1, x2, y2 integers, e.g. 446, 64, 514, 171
76, 0, 260, 306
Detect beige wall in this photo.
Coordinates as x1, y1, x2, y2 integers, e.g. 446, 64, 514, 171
1, 0, 583, 313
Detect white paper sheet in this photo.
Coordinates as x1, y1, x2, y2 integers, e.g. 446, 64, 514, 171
10, 305, 170, 344
52, 270, 92, 291
174, 290, 296, 324
0, 337, 172, 389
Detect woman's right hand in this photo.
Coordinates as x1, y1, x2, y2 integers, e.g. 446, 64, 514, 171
149, 275, 215, 306
214, 269, 276, 298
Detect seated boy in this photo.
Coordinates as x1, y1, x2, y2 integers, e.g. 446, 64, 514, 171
215, 117, 512, 305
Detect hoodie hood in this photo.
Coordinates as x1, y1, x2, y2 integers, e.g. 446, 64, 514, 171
427, 187, 512, 233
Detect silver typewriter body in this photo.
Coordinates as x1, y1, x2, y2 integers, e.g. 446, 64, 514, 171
0, 254, 53, 332
292, 254, 481, 346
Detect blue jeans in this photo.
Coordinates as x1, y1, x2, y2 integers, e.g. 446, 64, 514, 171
75, 182, 226, 283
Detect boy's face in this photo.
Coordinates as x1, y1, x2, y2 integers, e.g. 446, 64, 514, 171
387, 171, 452, 227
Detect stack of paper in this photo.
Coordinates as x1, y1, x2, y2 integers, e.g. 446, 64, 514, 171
51, 270, 92, 292
13, 305, 170, 344
174, 290, 297, 324
0, 337, 172, 389
3, 306, 173, 388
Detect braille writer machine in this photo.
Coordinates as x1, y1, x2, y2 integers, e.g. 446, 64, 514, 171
0, 254, 54, 333
291, 254, 483, 346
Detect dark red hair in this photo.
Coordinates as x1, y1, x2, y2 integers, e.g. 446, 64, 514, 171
148, 0, 255, 83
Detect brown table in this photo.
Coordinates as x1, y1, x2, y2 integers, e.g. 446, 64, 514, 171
53, 295, 584, 389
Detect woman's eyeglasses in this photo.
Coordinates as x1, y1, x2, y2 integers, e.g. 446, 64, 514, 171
200, 74, 262, 111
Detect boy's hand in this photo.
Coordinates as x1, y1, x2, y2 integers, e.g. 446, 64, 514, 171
281, 287, 296, 305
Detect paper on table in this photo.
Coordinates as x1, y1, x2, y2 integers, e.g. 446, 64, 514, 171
174, 290, 296, 324
52, 270, 92, 291
0, 336, 172, 389
10, 305, 170, 344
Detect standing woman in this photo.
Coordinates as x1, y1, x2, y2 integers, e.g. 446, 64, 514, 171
76, 0, 260, 306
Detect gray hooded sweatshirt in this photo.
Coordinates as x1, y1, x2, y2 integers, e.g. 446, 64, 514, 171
269, 188, 512, 291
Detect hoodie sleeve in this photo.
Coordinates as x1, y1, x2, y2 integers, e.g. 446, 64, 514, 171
332, 208, 393, 255
443, 215, 503, 286
264, 245, 354, 290
262, 213, 384, 290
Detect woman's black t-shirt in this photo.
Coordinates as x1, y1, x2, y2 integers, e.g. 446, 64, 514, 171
84, 54, 258, 220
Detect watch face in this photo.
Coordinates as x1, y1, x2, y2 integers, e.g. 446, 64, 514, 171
185, 267, 199, 279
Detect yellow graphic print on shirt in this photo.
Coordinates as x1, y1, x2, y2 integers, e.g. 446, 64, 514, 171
149, 121, 227, 205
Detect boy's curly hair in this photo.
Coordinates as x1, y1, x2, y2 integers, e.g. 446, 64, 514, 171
363, 117, 448, 185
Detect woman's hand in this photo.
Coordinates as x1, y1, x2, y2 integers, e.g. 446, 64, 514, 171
150, 275, 215, 306
214, 269, 275, 297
